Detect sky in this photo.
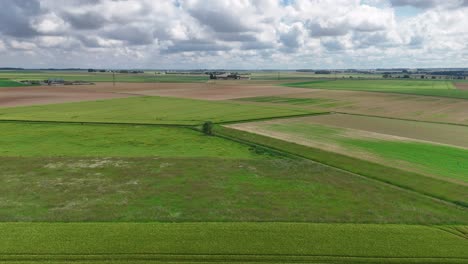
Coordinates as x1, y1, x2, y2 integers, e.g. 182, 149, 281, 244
0, 0, 467, 69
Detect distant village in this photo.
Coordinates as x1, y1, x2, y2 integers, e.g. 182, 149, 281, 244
20, 79, 94, 86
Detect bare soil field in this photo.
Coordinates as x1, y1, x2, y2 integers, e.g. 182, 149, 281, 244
261, 89, 468, 125
455, 82, 468, 90
115, 82, 312, 100
0, 82, 311, 108
267, 114, 468, 149
0, 85, 136, 108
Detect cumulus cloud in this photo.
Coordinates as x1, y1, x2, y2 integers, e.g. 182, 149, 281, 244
0, 0, 42, 37
62, 11, 108, 30
0, 0, 466, 68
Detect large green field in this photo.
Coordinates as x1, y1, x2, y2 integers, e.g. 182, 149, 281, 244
0, 96, 317, 125
283, 79, 468, 99
1, 123, 466, 223
0, 123, 259, 158
2, 156, 467, 223
0, 223, 466, 263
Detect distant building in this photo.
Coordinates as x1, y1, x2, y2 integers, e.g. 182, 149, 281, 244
46, 78, 65, 85
209, 72, 250, 80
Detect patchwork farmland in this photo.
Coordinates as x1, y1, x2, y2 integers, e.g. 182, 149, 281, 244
0, 72, 467, 263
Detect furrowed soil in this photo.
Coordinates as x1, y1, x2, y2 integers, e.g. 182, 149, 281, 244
0, 85, 136, 108
287, 114, 468, 149
237, 90, 468, 125
0, 82, 311, 108
455, 82, 468, 91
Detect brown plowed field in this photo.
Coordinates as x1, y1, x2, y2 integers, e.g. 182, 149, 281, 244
455, 82, 468, 90
0, 85, 136, 108
0, 82, 311, 108
257, 89, 468, 125
269, 113, 468, 149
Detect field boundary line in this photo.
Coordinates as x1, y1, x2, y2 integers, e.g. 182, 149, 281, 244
216, 112, 331, 125
0, 113, 328, 128
214, 126, 468, 210
433, 226, 468, 240
0, 253, 466, 264
0, 119, 195, 127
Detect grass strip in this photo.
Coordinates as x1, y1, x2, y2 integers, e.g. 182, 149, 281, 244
0, 96, 317, 125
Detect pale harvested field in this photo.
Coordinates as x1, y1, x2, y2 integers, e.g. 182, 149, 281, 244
0, 82, 311, 108
262, 89, 468, 125
455, 82, 468, 90
270, 114, 468, 149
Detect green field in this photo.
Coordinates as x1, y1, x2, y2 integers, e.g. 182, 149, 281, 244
216, 125, 468, 207
0, 96, 317, 125
283, 79, 468, 99
0, 71, 209, 83
253, 121, 468, 182
0, 123, 260, 158
0, 223, 466, 263
0, 78, 27, 87
2, 156, 467, 222
0, 122, 466, 223
250, 71, 381, 81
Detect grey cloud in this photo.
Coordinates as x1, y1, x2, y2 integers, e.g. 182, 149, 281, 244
279, 26, 303, 51
162, 40, 232, 53
307, 21, 349, 37
105, 26, 154, 45
217, 33, 257, 42
241, 41, 274, 50
187, 8, 249, 33
0, 0, 42, 37
321, 39, 346, 51
62, 11, 108, 30
353, 32, 394, 49
77, 35, 102, 48
409, 35, 424, 47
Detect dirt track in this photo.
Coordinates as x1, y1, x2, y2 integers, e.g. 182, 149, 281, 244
0, 82, 311, 108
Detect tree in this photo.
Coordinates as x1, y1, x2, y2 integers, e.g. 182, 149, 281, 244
202, 121, 213, 136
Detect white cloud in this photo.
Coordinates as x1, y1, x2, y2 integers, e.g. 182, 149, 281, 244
0, 0, 466, 68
